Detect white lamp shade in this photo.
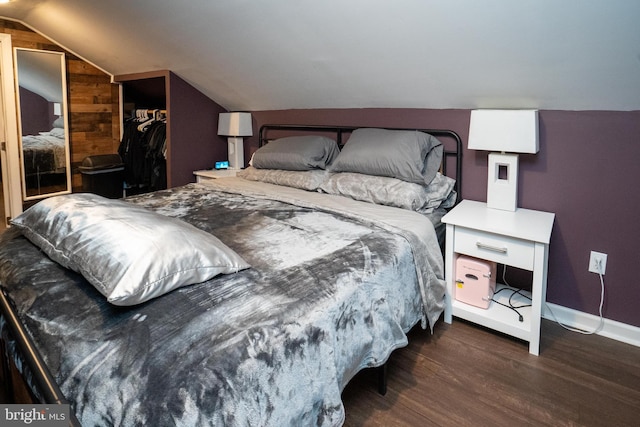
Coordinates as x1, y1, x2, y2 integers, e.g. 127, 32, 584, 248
468, 109, 539, 154
218, 112, 253, 137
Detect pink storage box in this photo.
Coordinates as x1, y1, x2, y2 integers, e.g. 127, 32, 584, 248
455, 255, 496, 309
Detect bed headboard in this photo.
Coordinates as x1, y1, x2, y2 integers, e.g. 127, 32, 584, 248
258, 124, 463, 204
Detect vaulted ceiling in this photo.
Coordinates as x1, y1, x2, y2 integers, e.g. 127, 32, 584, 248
2, 0, 639, 112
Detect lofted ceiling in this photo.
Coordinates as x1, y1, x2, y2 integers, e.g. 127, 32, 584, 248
1, 0, 639, 112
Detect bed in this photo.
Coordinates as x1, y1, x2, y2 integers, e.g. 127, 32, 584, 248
21, 121, 67, 178
0, 124, 462, 426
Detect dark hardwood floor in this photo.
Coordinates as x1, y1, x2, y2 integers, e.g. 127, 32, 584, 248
342, 319, 640, 427
3, 317, 638, 425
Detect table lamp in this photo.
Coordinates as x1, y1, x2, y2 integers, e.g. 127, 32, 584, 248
217, 112, 253, 169
468, 109, 539, 211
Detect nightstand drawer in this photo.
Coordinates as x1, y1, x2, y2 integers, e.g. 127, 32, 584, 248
454, 227, 534, 270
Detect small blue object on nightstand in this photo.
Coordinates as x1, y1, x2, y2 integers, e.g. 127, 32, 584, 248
215, 161, 229, 170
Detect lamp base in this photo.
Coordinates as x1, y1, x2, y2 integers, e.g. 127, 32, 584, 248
227, 137, 244, 169
487, 152, 518, 211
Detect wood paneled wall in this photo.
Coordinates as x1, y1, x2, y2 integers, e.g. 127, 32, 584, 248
0, 19, 120, 192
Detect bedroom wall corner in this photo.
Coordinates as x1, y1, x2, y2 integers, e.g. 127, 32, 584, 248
167, 71, 227, 186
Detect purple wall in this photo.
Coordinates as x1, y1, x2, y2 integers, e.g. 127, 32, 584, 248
244, 108, 640, 328
19, 87, 52, 135
168, 72, 227, 186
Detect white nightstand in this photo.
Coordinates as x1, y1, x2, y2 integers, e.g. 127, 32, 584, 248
442, 200, 555, 355
193, 169, 239, 183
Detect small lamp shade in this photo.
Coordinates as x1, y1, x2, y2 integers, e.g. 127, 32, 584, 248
468, 109, 539, 154
218, 112, 253, 137
468, 109, 539, 211
217, 112, 252, 169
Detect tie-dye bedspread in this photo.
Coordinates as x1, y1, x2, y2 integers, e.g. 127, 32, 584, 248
0, 179, 446, 426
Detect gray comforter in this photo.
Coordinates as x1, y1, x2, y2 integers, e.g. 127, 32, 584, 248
0, 178, 446, 426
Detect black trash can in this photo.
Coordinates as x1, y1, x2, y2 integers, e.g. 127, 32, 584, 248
79, 154, 125, 199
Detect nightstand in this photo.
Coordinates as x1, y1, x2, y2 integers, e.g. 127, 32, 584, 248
442, 200, 555, 355
193, 169, 239, 183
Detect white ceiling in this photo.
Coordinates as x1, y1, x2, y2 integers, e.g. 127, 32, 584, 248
2, 0, 639, 111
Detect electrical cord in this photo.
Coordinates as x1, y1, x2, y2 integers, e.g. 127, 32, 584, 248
489, 266, 533, 322
491, 286, 532, 322
468, 260, 606, 332
544, 259, 606, 335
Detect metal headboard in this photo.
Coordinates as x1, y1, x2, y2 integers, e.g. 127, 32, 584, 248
259, 124, 463, 204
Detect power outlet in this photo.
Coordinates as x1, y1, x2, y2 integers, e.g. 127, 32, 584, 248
589, 251, 607, 275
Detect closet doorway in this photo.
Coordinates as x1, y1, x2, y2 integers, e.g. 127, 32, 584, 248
0, 33, 25, 227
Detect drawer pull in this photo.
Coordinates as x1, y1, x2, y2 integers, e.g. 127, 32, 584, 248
476, 241, 508, 254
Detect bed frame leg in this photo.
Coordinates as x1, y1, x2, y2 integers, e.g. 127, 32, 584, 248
376, 364, 387, 396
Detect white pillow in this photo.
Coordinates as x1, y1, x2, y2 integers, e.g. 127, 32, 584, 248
11, 193, 250, 305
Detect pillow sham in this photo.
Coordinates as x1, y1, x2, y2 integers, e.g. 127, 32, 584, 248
319, 172, 456, 213
237, 166, 328, 191
250, 135, 339, 170
48, 127, 65, 138
10, 193, 250, 306
52, 116, 64, 128
329, 128, 443, 185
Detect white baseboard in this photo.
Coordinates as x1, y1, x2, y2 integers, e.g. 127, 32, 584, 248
543, 303, 640, 348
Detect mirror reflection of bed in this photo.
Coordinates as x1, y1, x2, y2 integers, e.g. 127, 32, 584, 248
14, 48, 71, 200
20, 112, 68, 197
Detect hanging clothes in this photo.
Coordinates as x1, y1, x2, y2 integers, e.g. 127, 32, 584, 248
118, 109, 167, 195
144, 120, 167, 192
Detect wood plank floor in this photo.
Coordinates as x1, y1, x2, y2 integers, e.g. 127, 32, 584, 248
3, 316, 638, 425
342, 319, 640, 427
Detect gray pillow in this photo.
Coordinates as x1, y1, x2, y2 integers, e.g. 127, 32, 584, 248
319, 172, 456, 213
52, 116, 64, 128
237, 166, 328, 191
251, 135, 339, 170
329, 128, 443, 185
48, 127, 65, 138
11, 193, 250, 306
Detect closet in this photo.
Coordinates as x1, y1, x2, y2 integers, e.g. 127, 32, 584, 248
113, 70, 227, 194
119, 109, 167, 194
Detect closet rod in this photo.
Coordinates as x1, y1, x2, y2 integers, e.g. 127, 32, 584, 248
130, 108, 167, 115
